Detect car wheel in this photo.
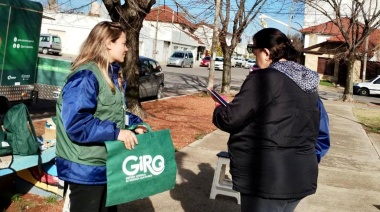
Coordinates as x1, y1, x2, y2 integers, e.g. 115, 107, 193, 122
156, 85, 163, 99
358, 88, 369, 96
42, 48, 48, 54
181, 62, 184, 68
190, 62, 193, 68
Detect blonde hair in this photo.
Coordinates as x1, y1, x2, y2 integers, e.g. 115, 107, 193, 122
72, 21, 126, 93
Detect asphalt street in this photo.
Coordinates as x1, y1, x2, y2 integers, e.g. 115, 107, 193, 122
27, 62, 380, 119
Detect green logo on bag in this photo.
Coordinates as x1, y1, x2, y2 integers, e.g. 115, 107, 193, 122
122, 155, 165, 182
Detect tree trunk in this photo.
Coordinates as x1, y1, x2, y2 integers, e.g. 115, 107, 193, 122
208, 0, 221, 89
123, 22, 146, 118
342, 54, 355, 102
221, 52, 232, 94
103, 0, 156, 118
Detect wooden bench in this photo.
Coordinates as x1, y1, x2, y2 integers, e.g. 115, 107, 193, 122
0, 146, 56, 176
0, 146, 63, 197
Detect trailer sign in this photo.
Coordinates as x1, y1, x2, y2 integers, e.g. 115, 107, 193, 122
0, 0, 42, 102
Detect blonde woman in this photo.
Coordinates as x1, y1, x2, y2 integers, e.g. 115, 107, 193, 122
56, 21, 146, 212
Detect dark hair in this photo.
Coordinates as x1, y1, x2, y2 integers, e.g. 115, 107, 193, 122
252, 28, 300, 62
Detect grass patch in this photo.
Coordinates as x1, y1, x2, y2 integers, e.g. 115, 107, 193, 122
320, 80, 334, 87
353, 107, 380, 133
45, 195, 59, 204
11, 194, 22, 202
195, 133, 207, 140
18, 201, 35, 211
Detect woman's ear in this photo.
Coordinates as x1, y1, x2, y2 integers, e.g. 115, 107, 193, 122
263, 48, 271, 61
106, 39, 113, 50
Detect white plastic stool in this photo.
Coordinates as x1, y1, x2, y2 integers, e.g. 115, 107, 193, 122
210, 151, 241, 204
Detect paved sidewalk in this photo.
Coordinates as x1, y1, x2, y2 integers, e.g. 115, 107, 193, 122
119, 99, 380, 211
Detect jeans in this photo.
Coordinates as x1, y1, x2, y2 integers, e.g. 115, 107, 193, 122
241, 193, 302, 212
68, 183, 117, 212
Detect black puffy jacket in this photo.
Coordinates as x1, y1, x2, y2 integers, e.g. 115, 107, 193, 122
213, 67, 320, 199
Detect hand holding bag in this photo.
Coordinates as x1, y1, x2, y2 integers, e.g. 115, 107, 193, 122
105, 129, 177, 206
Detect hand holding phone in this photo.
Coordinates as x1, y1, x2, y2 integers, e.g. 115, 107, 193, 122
206, 88, 228, 107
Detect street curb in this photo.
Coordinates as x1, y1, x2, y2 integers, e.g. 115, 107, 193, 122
368, 133, 380, 159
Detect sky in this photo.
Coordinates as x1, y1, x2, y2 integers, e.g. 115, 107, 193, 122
33, 0, 304, 38
163, 0, 305, 37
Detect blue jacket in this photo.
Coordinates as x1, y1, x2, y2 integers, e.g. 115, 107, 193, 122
56, 63, 142, 184
316, 98, 330, 163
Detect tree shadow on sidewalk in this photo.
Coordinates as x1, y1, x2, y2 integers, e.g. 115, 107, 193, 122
117, 197, 155, 212
170, 152, 240, 212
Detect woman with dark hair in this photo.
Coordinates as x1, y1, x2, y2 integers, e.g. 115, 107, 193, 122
212, 28, 320, 211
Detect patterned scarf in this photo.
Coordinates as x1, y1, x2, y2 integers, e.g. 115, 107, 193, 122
270, 61, 319, 93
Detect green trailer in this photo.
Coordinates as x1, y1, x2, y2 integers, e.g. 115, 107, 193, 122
0, 0, 42, 103
35, 55, 71, 100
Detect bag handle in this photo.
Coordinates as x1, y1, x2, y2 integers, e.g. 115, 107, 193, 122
128, 122, 152, 133
25, 105, 38, 143
25, 104, 43, 178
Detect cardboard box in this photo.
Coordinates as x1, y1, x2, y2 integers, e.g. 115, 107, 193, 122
43, 118, 56, 141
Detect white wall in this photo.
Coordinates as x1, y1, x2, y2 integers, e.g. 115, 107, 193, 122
194, 25, 213, 49
144, 21, 201, 62
41, 13, 109, 55
41, 13, 201, 63
194, 24, 241, 56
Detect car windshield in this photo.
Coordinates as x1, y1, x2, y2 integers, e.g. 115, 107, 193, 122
366, 77, 378, 82
171, 52, 184, 58
215, 57, 223, 61
203, 56, 211, 60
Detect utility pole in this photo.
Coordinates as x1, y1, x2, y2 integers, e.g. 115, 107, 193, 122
169, 9, 174, 56
362, 35, 369, 82
153, 0, 160, 60
207, 0, 221, 89
287, 0, 295, 36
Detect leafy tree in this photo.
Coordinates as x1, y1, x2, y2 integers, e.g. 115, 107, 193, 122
303, 0, 380, 102
103, 0, 156, 117
216, 44, 223, 56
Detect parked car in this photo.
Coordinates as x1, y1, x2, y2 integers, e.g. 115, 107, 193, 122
353, 75, 380, 96
214, 57, 224, 70
39, 33, 62, 55
200, 56, 211, 67
209, 57, 235, 68
234, 57, 246, 67
167, 50, 194, 67
139, 56, 164, 99
231, 57, 236, 67
244, 59, 256, 69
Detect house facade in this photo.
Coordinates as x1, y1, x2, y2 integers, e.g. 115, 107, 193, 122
301, 0, 380, 84
40, 5, 202, 63
41, 4, 249, 63
300, 18, 380, 84
144, 6, 203, 62
41, 12, 108, 55
193, 22, 247, 57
